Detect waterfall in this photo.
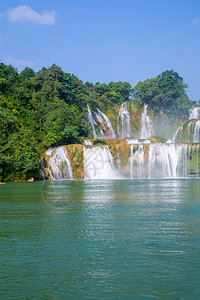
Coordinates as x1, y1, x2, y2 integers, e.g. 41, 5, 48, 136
47, 146, 73, 180
140, 104, 154, 139
194, 120, 200, 143
172, 126, 183, 143
173, 121, 200, 143
40, 157, 45, 168
189, 107, 200, 120
42, 102, 199, 180
39, 157, 45, 180
87, 105, 97, 138
129, 143, 194, 178
83, 146, 120, 179
45, 147, 55, 156
117, 103, 131, 138
148, 144, 189, 178
94, 109, 116, 138
39, 169, 45, 181
129, 145, 145, 178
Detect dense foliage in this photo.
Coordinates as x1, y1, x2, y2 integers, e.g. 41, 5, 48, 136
0, 63, 88, 181
0, 63, 194, 181
133, 70, 193, 119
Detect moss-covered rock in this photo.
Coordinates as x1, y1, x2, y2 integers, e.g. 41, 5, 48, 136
93, 139, 107, 145
150, 136, 168, 143
66, 144, 84, 179
173, 120, 200, 143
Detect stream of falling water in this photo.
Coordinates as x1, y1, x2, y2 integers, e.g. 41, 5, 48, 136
83, 146, 120, 179
129, 143, 198, 178
47, 146, 73, 180
189, 107, 200, 120
140, 104, 154, 139
117, 102, 131, 138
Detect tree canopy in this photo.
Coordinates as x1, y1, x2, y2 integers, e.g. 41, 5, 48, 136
133, 70, 193, 119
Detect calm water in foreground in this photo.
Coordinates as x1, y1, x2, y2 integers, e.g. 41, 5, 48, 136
0, 179, 200, 299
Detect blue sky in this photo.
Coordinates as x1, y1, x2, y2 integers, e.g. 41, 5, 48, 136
1, 0, 200, 101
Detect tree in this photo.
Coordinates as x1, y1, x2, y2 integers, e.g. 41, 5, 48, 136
133, 70, 192, 119
20, 67, 35, 78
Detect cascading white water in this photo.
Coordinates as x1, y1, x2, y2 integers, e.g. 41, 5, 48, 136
41, 102, 199, 181
172, 126, 183, 143
129, 145, 145, 178
140, 104, 154, 139
83, 146, 120, 179
194, 120, 200, 143
173, 121, 200, 143
47, 146, 73, 180
129, 143, 193, 178
148, 144, 189, 178
117, 103, 131, 138
87, 105, 97, 138
45, 147, 56, 156
94, 108, 116, 138
189, 107, 200, 120
126, 139, 150, 144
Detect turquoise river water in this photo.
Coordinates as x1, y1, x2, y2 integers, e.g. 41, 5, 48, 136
0, 179, 200, 299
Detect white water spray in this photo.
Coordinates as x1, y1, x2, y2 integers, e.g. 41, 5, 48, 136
129, 145, 145, 178
129, 143, 193, 178
194, 120, 200, 143
148, 144, 189, 178
47, 146, 73, 180
83, 146, 120, 179
140, 104, 154, 139
87, 105, 97, 138
117, 103, 131, 138
189, 107, 200, 120
94, 108, 116, 138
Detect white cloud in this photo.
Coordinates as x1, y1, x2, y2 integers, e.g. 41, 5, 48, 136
5, 56, 34, 67
192, 17, 200, 25
7, 5, 56, 25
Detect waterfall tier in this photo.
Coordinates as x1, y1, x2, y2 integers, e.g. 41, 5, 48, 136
83, 146, 120, 179
94, 109, 116, 138
172, 120, 200, 143
140, 104, 154, 139
41, 104, 200, 180
43, 140, 200, 180
87, 106, 115, 138
87, 105, 97, 138
129, 143, 199, 178
117, 103, 131, 138
47, 146, 73, 180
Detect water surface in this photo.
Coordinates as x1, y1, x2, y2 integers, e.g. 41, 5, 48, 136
0, 179, 200, 299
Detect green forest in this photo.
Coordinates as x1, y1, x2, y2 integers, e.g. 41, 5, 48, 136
0, 62, 195, 181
